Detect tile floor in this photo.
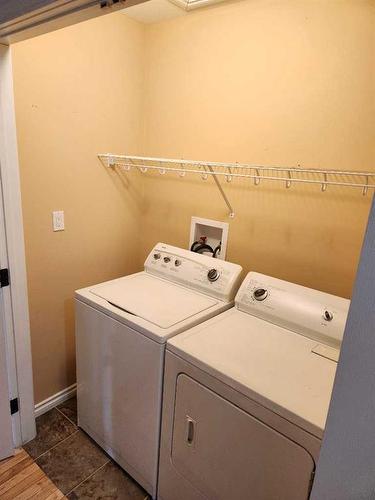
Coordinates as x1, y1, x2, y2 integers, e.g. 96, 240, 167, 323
23, 397, 150, 499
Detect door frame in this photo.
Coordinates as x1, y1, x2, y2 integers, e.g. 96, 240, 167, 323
0, 43, 36, 446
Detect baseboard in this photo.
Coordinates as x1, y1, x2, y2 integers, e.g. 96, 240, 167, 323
34, 383, 77, 418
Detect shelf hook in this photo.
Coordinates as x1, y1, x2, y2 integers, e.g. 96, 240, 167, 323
158, 160, 166, 175
254, 168, 260, 186
321, 173, 328, 192
108, 155, 116, 167
179, 160, 186, 177
286, 171, 292, 189
200, 165, 208, 181
125, 158, 134, 171
226, 166, 233, 183
363, 176, 369, 196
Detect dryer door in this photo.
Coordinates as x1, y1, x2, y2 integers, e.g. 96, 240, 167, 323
172, 374, 315, 500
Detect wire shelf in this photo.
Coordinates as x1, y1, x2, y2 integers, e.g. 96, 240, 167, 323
98, 154, 375, 218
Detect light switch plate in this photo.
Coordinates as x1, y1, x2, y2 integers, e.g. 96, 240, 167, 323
52, 210, 64, 231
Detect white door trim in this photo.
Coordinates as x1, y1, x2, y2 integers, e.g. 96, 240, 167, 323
0, 268, 14, 459
0, 43, 36, 446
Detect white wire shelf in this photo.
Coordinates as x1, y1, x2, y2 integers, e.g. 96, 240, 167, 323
98, 154, 375, 218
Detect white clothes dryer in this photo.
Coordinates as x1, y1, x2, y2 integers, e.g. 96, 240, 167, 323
158, 272, 349, 500
75, 243, 242, 498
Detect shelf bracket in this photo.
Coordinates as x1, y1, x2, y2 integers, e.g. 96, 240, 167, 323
207, 165, 235, 218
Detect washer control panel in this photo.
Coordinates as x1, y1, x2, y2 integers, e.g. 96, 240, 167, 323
236, 272, 350, 348
145, 243, 242, 302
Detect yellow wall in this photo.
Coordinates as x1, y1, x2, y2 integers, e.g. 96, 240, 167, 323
11, 0, 375, 403
12, 13, 145, 403
141, 0, 375, 297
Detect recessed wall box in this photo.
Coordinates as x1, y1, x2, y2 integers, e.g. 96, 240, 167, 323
189, 217, 229, 260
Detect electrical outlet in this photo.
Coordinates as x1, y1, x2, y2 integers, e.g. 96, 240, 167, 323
52, 211, 64, 231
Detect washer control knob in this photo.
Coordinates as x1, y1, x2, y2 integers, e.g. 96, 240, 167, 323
175, 259, 182, 267
154, 253, 161, 260
207, 268, 220, 282
253, 288, 268, 301
163, 256, 171, 263
323, 310, 334, 322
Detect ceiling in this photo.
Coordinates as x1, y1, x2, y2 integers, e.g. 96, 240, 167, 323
123, 0, 227, 24
123, 0, 186, 24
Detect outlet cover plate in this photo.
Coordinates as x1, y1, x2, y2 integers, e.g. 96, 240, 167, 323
52, 210, 64, 231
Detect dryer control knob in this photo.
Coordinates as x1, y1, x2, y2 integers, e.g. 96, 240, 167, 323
323, 310, 334, 322
154, 253, 161, 260
253, 288, 268, 301
207, 268, 220, 282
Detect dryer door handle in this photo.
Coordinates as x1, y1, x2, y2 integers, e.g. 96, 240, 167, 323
186, 416, 196, 446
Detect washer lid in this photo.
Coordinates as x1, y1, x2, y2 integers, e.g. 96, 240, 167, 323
90, 273, 218, 329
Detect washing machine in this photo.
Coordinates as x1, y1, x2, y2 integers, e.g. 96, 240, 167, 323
158, 272, 350, 500
75, 243, 242, 499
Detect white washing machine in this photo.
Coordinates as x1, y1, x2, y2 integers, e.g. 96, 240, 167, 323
158, 272, 350, 500
75, 243, 242, 499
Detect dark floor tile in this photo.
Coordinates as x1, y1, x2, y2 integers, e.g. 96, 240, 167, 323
57, 396, 77, 425
66, 461, 148, 500
24, 408, 77, 459
36, 430, 109, 495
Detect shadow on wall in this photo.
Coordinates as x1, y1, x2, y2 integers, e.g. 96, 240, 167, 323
103, 162, 145, 220
64, 297, 76, 386
136, 171, 371, 298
